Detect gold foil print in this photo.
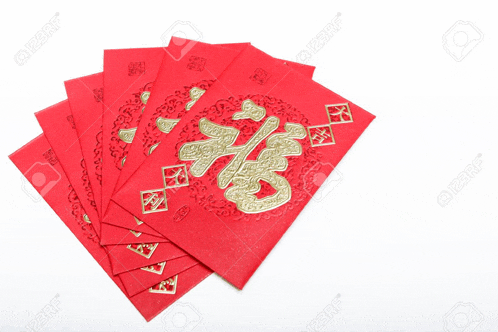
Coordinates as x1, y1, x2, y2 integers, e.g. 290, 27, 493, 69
156, 117, 180, 134
140, 91, 151, 105
232, 99, 266, 121
224, 122, 306, 213
126, 243, 159, 259
325, 102, 353, 124
148, 142, 160, 155
162, 164, 189, 189
129, 230, 142, 237
185, 87, 206, 111
307, 124, 336, 147
179, 103, 305, 214
134, 216, 144, 225
118, 127, 137, 144
141, 261, 166, 275
149, 275, 178, 294
140, 189, 168, 214
83, 214, 91, 224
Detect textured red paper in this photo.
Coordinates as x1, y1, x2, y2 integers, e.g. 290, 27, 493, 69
36, 100, 169, 247
101, 47, 169, 216
65, 73, 104, 219
36, 100, 198, 281
9, 134, 211, 321
112, 45, 375, 289
35, 100, 101, 235
103, 39, 316, 244
99, 222, 167, 246
65, 72, 168, 239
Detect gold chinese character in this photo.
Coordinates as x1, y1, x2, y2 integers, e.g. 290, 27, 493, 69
312, 129, 330, 143
162, 164, 189, 188
179, 100, 306, 213
325, 103, 353, 124
141, 189, 167, 214
307, 124, 335, 147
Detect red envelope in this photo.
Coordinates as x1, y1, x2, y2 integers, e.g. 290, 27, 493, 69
101, 47, 170, 216
9, 134, 211, 321
65, 73, 167, 238
65, 73, 104, 219
112, 45, 375, 289
103, 38, 316, 243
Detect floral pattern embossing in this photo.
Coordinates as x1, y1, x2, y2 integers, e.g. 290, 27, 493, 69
109, 82, 153, 170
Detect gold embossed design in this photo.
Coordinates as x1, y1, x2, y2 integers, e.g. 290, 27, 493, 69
134, 216, 144, 225
185, 87, 205, 111
141, 261, 166, 275
148, 142, 160, 155
118, 91, 151, 145
118, 127, 137, 144
149, 275, 178, 294
156, 117, 181, 134
130, 230, 142, 237
126, 243, 159, 259
307, 125, 335, 147
224, 122, 306, 213
162, 164, 189, 189
232, 99, 266, 121
179, 109, 306, 213
140, 91, 151, 105
83, 214, 91, 224
141, 189, 168, 214
325, 103, 353, 124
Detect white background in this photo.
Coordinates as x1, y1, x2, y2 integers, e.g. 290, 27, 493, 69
1, 1, 497, 331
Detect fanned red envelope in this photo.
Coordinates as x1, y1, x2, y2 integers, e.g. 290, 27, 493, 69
9, 134, 211, 321
9, 32, 375, 323
112, 45, 375, 289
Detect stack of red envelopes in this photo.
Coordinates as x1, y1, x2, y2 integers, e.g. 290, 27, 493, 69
9, 37, 375, 321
